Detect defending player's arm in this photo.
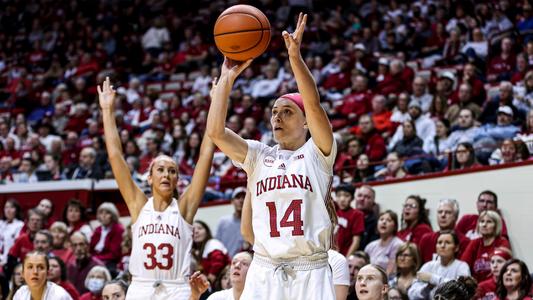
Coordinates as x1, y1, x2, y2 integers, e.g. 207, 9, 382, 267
283, 13, 333, 156
206, 58, 252, 164
179, 133, 215, 224
241, 189, 254, 244
99, 77, 146, 222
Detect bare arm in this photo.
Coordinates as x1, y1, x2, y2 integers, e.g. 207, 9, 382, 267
346, 236, 361, 257
99, 77, 146, 222
335, 285, 349, 300
179, 133, 215, 224
283, 13, 333, 156
206, 59, 252, 164
241, 189, 254, 244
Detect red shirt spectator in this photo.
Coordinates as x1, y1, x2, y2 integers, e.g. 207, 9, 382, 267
80, 293, 102, 300
487, 37, 516, 82
8, 233, 34, 262
357, 115, 387, 162
90, 222, 124, 265
461, 236, 510, 283
334, 137, 363, 175
334, 185, 365, 257
59, 281, 81, 300
397, 196, 433, 247
397, 223, 433, 247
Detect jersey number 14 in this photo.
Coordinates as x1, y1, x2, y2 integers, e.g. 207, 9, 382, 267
266, 199, 304, 237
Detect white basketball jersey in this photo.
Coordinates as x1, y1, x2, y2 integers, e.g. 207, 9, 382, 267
235, 138, 337, 259
130, 197, 193, 280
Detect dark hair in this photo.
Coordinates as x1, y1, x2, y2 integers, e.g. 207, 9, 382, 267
48, 257, 67, 281
3, 198, 23, 221
192, 220, 214, 264
452, 142, 477, 170
478, 190, 498, 207
27, 208, 45, 228
403, 195, 432, 228
335, 183, 355, 197
378, 210, 399, 235
515, 140, 530, 161
62, 199, 88, 223
35, 230, 53, 246
352, 250, 371, 265
213, 265, 230, 291
395, 243, 421, 274
496, 259, 532, 300
104, 279, 129, 294
434, 276, 477, 300
437, 230, 460, 257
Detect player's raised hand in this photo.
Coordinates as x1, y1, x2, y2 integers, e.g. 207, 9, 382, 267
221, 57, 253, 83
283, 12, 307, 58
97, 76, 116, 110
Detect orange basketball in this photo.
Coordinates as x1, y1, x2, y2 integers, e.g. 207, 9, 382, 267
214, 5, 271, 61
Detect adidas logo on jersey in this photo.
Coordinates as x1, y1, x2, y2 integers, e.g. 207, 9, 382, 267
278, 163, 286, 170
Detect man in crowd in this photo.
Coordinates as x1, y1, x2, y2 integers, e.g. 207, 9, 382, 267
456, 190, 508, 240
67, 231, 104, 293
216, 187, 246, 257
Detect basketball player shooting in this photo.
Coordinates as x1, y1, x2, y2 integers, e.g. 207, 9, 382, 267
207, 13, 337, 300
99, 77, 215, 300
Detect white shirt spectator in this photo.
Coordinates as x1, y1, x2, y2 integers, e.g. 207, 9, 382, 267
364, 237, 404, 271
0, 218, 24, 265
389, 114, 436, 150
250, 69, 285, 99
411, 94, 433, 114
141, 27, 170, 49
461, 41, 488, 59
192, 75, 212, 97
408, 258, 470, 300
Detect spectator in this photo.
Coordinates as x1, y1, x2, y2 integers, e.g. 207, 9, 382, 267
35, 198, 55, 229
388, 243, 421, 295
89, 203, 124, 272
364, 210, 403, 275
375, 152, 408, 180
459, 63, 487, 106
62, 199, 93, 240
389, 100, 436, 151
368, 95, 394, 136
391, 93, 411, 124
411, 77, 432, 114
0, 199, 24, 266
79, 266, 111, 300
419, 199, 470, 263
446, 83, 482, 125
63, 147, 104, 180
433, 276, 478, 300
475, 247, 513, 300
356, 114, 387, 162
423, 119, 452, 160
487, 38, 516, 83
397, 195, 433, 246
391, 120, 424, 158
448, 109, 479, 149
12, 157, 38, 183
515, 109, 533, 155
192, 221, 230, 284
39, 154, 65, 181
334, 184, 365, 256
495, 259, 532, 300
250, 65, 283, 100
6, 263, 23, 300
408, 231, 471, 299
33, 230, 53, 255
480, 82, 523, 125
216, 187, 246, 258
461, 210, 511, 283
335, 137, 363, 177
347, 251, 370, 300
355, 185, 379, 250
141, 18, 170, 57
67, 232, 104, 294
455, 190, 509, 240
448, 142, 480, 171
206, 252, 252, 300
353, 153, 376, 184
178, 132, 202, 176
355, 264, 389, 300
387, 287, 407, 300
48, 257, 80, 300
335, 75, 372, 127
101, 280, 128, 300
50, 222, 73, 265
489, 138, 522, 165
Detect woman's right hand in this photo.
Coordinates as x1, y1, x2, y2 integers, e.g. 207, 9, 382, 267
220, 57, 252, 83
97, 76, 116, 110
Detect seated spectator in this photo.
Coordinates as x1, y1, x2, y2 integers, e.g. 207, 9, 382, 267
410, 77, 433, 114
334, 184, 364, 257
334, 74, 372, 127
419, 199, 470, 263
355, 264, 389, 300
461, 28, 489, 64
206, 252, 252, 300
391, 120, 424, 158
35, 198, 56, 229
0, 199, 24, 267
192, 221, 230, 284
487, 38, 516, 83
48, 257, 80, 300
387, 287, 407, 300
489, 138, 525, 165
355, 186, 379, 250
433, 276, 477, 300
458, 63, 487, 106
397, 195, 433, 246
39, 154, 65, 181
424, 119, 452, 160
515, 109, 533, 155
461, 210, 511, 283
388, 243, 421, 295
90, 203, 124, 272
101, 280, 128, 300
375, 59, 409, 95
14, 251, 72, 300
215, 187, 246, 258
63, 147, 104, 180
446, 83, 482, 125
364, 210, 403, 275
455, 190, 509, 240
67, 232, 104, 294
12, 157, 38, 183
479, 82, 523, 126
356, 114, 387, 162
495, 259, 532, 300
375, 152, 408, 180
33, 230, 53, 255
391, 93, 410, 124
368, 95, 394, 136
448, 108, 479, 149
408, 231, 471, 299
448, 142, 480, 171
178, 132, 201, 176
79, 266, 111, 300
389, 100, 436, 151
335, 137, 363, 176
475, 247, 513, 300
63, 199, 92, 240
6, 263, 23, 300
352, 154, 376, 184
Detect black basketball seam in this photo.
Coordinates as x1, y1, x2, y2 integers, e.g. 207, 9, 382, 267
216, 30, 270, 54
214, 28, 269, 37
214, 11, 271, 55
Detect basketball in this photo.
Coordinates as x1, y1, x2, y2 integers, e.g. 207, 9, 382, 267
214, 5, 271, 61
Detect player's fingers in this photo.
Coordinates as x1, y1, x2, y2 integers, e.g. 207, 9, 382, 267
97, 85, 102, 95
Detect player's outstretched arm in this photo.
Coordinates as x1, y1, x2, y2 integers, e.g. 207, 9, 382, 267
241, 189, 254, 244
283, 13, 333, 156
180, 132, 215, 224
206, 58, 252, 164
99, 77, 146, 222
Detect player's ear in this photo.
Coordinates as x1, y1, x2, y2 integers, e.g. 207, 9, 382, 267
303, 121, 308, 129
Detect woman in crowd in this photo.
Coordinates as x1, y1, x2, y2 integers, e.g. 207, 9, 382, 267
353, 153, 376, 183
496, 259, 532, 300
62, 199, 92, 240
213, 265, 231, 292
101, 280, 128, 300
80, 266, 112, 300
516, 110, 533, 156
423, 119, 452, 160
375, 152, 408, 180
0, 199, 24, 267
449, 142, 480, 171
391, 120, 424, 158
364, 210, 403, 274
13, 251, 72, 300
6, 264, 23, 300
397, 195, 433, 246
408, 231, 471, 299
89, 202, 124, 272
461, 210, 511, 283
387, 287, 407, 300
476, 247, 513, 300
388, 243, 421, 295
192, 220, 230, 284
178, 131, 202, 177
47, 257, 80, 300
49, 222, 73, 263
355, 264, 389, 300
36, 198, 56, 229
433, 276, 478, 300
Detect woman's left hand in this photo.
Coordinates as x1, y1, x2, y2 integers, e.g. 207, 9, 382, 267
282, 12, 307, 58
417, 271, 432, 283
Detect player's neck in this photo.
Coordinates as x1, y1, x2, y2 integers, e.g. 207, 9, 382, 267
152, 194, 172, 212
278, 138, 305, 151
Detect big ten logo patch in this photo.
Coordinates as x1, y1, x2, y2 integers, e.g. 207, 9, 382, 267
263, 155, 275, 167
293, 154, 304, 160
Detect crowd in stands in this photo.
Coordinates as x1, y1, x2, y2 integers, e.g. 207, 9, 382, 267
1, 0, 533, 299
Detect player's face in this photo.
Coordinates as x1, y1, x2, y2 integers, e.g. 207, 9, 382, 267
437, 203, 456, 230
23, 254, 48, 289
230, 253, 252, 285
192, 222, 207, 243
148, 157, 178, 197
502, 263, 522, 290
102, 283, 126, 300
377, 213, 395, 236
436, 234, 457, 260
47, 259, 61, 281
491, 255, 507, 278
335, 190, 353, 210
355, 265, 387, 300
271, 98, 306, 144
478, 215, 496, 237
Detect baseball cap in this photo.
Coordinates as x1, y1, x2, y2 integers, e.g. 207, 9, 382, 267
497, 105, 513, 117
439, 71, 456, 83
378, 57, 389, 66
232, 186, 247, 199
354, 43, 366, 52
408, 99, 422, 109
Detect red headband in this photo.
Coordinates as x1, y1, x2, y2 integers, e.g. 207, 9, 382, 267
281, 93, 305, 115
491, 248, 512, 261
